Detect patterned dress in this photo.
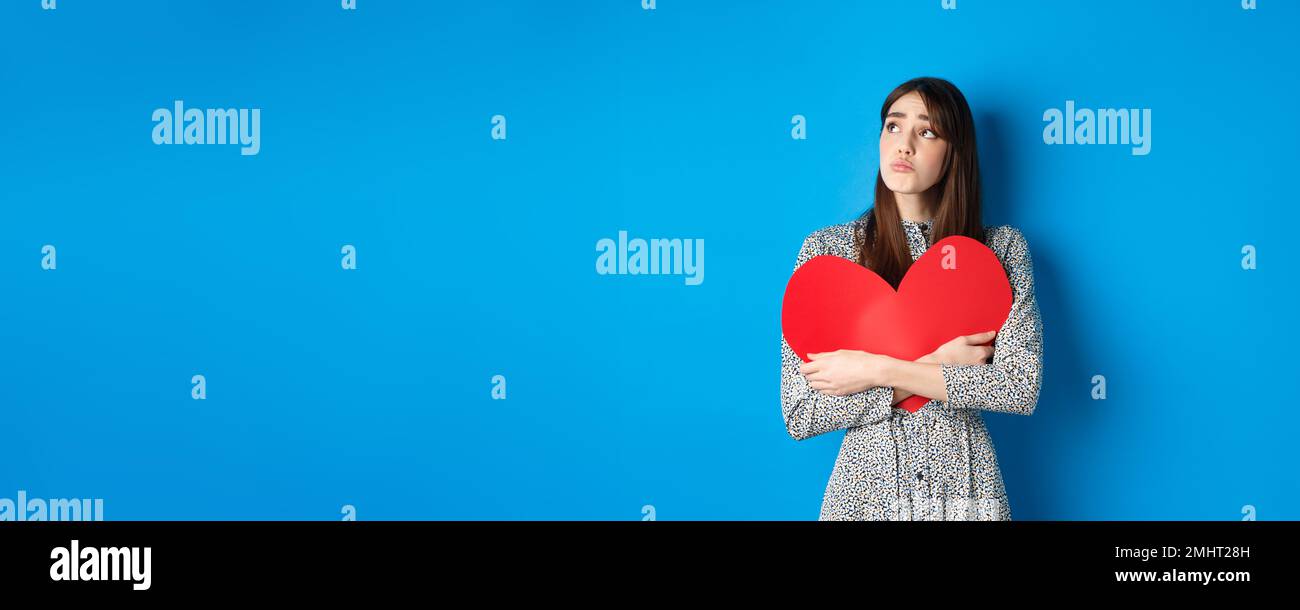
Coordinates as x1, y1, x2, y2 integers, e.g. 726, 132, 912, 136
780, 216, 1044, 520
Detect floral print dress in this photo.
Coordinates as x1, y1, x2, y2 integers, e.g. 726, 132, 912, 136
780, 216, 1044, 520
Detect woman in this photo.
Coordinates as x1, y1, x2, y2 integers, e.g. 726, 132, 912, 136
779, 76, 1044, 521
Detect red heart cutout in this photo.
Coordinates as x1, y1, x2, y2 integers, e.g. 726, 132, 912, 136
781, 235, 1013, 413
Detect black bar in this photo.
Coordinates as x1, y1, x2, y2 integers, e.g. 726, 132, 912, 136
0, 521, 1283, 594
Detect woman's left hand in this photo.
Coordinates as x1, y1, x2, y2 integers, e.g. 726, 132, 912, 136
800, 350, 893, 396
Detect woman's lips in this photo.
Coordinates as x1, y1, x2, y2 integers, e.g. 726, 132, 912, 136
891, 161, 914, 172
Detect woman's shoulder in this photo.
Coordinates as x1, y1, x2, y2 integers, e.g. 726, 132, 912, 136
799, 220, 862, 260
982, 223, 1035, 270
795, 219, 1033, 265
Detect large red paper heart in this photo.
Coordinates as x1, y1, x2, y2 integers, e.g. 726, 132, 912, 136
781, 235, 1013, 413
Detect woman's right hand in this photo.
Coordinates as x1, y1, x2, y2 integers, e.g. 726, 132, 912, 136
920, 330, 997, 366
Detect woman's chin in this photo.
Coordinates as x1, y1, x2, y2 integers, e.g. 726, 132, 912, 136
883, 181, 921, 194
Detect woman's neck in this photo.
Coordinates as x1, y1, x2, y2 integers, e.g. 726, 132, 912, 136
894, 190, 938, 223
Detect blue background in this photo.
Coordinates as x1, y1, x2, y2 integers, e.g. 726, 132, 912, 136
2, 0, 1296, 520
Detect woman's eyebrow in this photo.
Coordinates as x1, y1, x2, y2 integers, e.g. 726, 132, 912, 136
886, 111, 930, 121
889, 110, 930, 120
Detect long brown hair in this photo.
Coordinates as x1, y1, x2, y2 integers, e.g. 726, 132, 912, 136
855, 77, 986, 288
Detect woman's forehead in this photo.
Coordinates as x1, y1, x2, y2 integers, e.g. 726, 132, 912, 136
888, 92, 930, 120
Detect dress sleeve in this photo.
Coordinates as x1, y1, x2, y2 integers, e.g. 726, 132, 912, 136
780, 232, 896, 441
938, 227, 1044, 416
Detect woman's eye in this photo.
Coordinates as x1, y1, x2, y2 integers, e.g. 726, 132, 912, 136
885, 123, 936, 138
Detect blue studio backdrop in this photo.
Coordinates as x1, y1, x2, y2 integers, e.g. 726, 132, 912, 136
2, 0, 1297, 520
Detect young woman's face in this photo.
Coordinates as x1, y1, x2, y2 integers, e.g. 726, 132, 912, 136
879, 91, 949, 195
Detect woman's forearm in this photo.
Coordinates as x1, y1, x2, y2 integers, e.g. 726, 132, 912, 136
885, 354, 933, 405
884, 357, 948, 403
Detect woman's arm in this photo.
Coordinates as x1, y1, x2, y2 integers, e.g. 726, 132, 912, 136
936, 228, 1044, 415
780, 234, 897, 441
884, 355, 930, 405
889, 389, 915, 405
883, 359, 948, 402
783, 336, 897, 440
881, 336, 995, 403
